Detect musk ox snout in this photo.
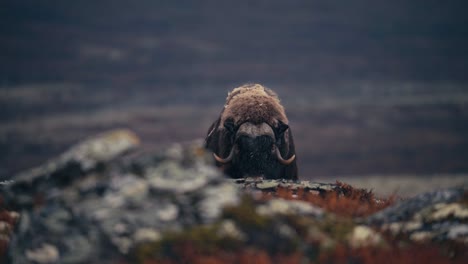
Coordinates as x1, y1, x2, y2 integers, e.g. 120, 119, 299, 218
236, 135, 275, 161
235, 135, 277, 176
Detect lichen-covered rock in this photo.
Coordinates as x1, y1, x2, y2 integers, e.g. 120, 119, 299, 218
1, 132, 239, 263
367, 187, 468, 243
232, 178, 337, 194
256, 199, 323, 217
255, 180, 280, 190
2, 129, 140, 208
347, 225, 384, 248
16, 129, 140, 183
367, 188, 465, 224
25, 243, 59, 264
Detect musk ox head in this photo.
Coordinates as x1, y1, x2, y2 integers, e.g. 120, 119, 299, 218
205, 84, 298, 180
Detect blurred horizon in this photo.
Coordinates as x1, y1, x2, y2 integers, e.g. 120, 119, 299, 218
1, 1, 468, 180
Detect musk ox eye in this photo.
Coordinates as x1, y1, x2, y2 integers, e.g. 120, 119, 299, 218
276, 120, 289, 136
224, 119, 236, 134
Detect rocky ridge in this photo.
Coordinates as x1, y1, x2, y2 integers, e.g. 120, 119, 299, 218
0, 129, 467, 263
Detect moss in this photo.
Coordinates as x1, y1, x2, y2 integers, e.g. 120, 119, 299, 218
319, 217, 356, 242
134, 223, 243, 263
222, 196, 271, 229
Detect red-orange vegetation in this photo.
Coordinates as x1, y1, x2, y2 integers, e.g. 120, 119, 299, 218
139, 242, 467, 264
320, 242, 467, 264
260, 181, 397, 217
142, 244, 302, 264
0, 198, 17, 259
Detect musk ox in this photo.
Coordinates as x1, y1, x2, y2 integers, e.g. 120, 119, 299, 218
205, 84, 298, 180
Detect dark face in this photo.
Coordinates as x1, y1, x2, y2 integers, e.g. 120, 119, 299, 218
215, 120, 293, 179
233, 134, 278, 177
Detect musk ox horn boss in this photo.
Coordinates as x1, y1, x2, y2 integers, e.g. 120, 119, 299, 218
205, 84, 298, 180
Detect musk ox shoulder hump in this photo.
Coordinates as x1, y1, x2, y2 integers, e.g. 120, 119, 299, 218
220, 84, 288, 127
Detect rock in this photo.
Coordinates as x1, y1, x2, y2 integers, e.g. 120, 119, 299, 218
25, 243, 59, 264
367, 188, 465, 225
198, 181, 240, 221
217, 220, 246, 241
1, 132, 239, 263
235, 177, 338, 194
256, 199, 324, 217
367, 187, 468, 243
15, 129, 140, 183
145, 159, 220, 193
429, 203, 468, 221
447, 225, 468, 242
410, 231, 434, 242
133, 228, 161, 243
347, 225, 384, 248
2, 129, 140, 208
301, 181, 336, 192
256, 180, 279, 190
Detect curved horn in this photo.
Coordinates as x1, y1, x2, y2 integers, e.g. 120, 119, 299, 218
213, 146, 235, 163
274, 146, 295, 165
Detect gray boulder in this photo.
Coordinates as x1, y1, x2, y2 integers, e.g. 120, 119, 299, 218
2, 131, 239, 263
366, 187, 468, 243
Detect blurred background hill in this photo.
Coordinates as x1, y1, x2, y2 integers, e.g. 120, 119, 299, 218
1, 0, 468, 186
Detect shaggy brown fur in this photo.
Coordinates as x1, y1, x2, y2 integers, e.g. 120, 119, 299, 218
221, 84, 288, 127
